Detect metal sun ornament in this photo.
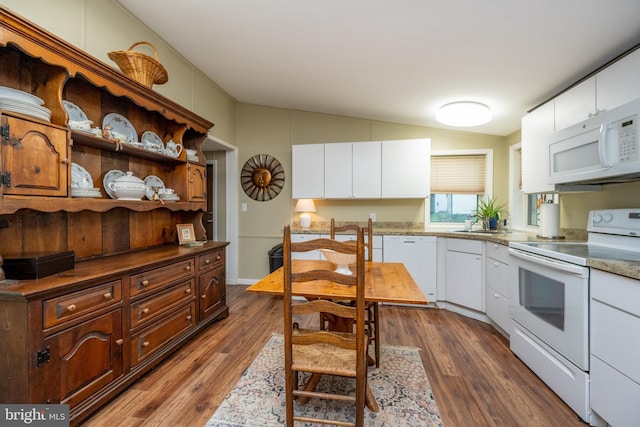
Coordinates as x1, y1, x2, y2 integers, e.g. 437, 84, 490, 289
241, 154, 285, 201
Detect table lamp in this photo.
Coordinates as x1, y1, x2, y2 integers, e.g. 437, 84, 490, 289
295, 199, 316, 229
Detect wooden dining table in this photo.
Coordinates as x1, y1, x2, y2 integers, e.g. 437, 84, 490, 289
246, 260, 430, 305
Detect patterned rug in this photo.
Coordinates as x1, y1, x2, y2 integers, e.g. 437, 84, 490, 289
206, 334, 443, 426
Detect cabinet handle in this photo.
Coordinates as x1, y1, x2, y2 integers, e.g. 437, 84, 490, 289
493, 262, 499, 267
142, 341, 150, 347
201, 294, 206, 299
141, 280, 149, 287
116, 339, 124, 346
185, 265, 192, 271
494, 293, 499, 299
205, 259, 211, 264
60, 158, 70, 164
103, 292, 112, 299
185, 288, 191, 294
66, 304, 76, 312
186, 315, 192, 321
142, 308, 150, 314
216, 255, 221, 260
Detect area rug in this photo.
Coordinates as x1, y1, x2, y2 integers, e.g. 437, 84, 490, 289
206, 333, 443, 426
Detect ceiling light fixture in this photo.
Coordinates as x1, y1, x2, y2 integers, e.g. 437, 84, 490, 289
436, 101, 492, 127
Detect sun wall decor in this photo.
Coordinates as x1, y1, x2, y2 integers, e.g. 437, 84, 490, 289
240, 154, 285, 201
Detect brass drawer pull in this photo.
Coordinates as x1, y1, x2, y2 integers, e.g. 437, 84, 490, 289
103, 292, 112, 299
142, 341, 150, 347
201, 294, 206, 299
116, 339, 124, 346
141, 280, 149, 287
66, 304, 77, 312
216, 255, 221, 260
142, 308, 150, 314
205, 259, 211, 264
185, 265, 192, 271
186, 315, 192, 321
185, 288, 192, 294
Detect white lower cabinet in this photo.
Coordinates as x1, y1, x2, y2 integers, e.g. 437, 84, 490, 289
485, 242, 510, 333
445, 238, 484, 311
590, 269, 640, 427
290, 233, 322, 260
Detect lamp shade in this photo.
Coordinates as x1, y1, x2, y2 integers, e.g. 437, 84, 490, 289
295, 199, 316, 213
436, 101, 492, 127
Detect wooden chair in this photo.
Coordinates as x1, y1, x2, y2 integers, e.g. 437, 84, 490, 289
283, 225, 377, 427
327, 218, 380, 368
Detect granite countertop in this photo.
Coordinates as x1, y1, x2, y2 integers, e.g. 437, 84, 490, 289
292, 221, 640, 281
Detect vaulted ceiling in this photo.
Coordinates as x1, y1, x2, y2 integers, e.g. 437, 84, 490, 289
117, 0, 640, 136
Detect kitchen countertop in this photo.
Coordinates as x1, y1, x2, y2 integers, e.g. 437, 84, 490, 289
291, 222, 640, 281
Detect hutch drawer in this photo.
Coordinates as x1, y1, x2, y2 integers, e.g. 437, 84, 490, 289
129, 259, 195, 297
130, 302, 196, 365
198, 248, 224, 272
43, 280, 122, 329
130, 279, 195, 329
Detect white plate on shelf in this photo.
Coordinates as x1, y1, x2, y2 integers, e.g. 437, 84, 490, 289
63, 100, 90, 122
144, 175, 165, 200
71, 188, 102, 198
103, 169, 125, 199
0, 86, 44, 105
103, 113, 137, 144
71, 163, 93, 188
141, 131, 164, 153
0, 98, 51, 121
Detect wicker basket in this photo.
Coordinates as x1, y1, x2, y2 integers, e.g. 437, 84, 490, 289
108, 41, 168, 89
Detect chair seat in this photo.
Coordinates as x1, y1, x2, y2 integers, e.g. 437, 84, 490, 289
292, 329, 365, 378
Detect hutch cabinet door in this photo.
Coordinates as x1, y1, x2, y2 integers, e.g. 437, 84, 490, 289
41, 309, 123, 408
187, 163, 207, 202
1, 115, 68, 196
198, 267, 225, 320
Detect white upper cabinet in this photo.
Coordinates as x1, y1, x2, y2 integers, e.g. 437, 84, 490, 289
292, 144, 324, 199
293, 139, 428, 199
352, 141, 381, 198
596, 48, 640, 112
324, 142, 353, 198
521, 101, 555, 193
554, 76, 597, 131
381, 138, 430, 198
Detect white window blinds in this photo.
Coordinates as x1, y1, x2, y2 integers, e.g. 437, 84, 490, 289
430, 155, 486, 194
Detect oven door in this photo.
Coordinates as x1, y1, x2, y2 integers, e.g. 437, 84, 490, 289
509, 248, 590, 370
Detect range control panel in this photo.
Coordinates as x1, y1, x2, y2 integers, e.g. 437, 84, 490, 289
588, 208, 640, 236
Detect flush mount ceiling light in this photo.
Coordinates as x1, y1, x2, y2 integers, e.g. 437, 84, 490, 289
436, 101, 492, 127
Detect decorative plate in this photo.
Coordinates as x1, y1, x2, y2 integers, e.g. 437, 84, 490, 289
103, 169, 125, 199
63, 100, 90, 122
141, 131, 164, 153
0, 86, 44, 105
240, 154, 285, 201
71, 163, 93, 188
102, 113, 137, 143
144, 175, 165, 200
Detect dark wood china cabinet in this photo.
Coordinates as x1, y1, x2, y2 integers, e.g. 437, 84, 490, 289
0, 7, 228, 425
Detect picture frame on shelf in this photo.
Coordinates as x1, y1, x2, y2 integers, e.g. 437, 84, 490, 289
177, 223, 195, 245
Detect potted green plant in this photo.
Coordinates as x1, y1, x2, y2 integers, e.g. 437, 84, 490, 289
473, 197, 507, 230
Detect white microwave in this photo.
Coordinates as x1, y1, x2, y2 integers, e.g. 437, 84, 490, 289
548, 97, 640, 185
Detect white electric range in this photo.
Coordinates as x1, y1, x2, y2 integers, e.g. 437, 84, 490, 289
508, 208, 640, 426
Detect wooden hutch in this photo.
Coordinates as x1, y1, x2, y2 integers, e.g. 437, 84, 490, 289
0, 6, 229, 424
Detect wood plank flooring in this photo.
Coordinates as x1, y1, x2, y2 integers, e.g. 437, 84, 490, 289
81, 285, 587, 426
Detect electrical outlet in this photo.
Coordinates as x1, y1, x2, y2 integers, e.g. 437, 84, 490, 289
369, 212, 376, 222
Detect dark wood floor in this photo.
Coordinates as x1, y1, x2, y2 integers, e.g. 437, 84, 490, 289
82, 285, 586, 426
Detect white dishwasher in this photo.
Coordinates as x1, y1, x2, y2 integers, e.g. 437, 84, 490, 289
383, 235, 436, 303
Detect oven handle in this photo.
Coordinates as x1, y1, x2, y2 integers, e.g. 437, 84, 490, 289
508, 248, 589, 277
